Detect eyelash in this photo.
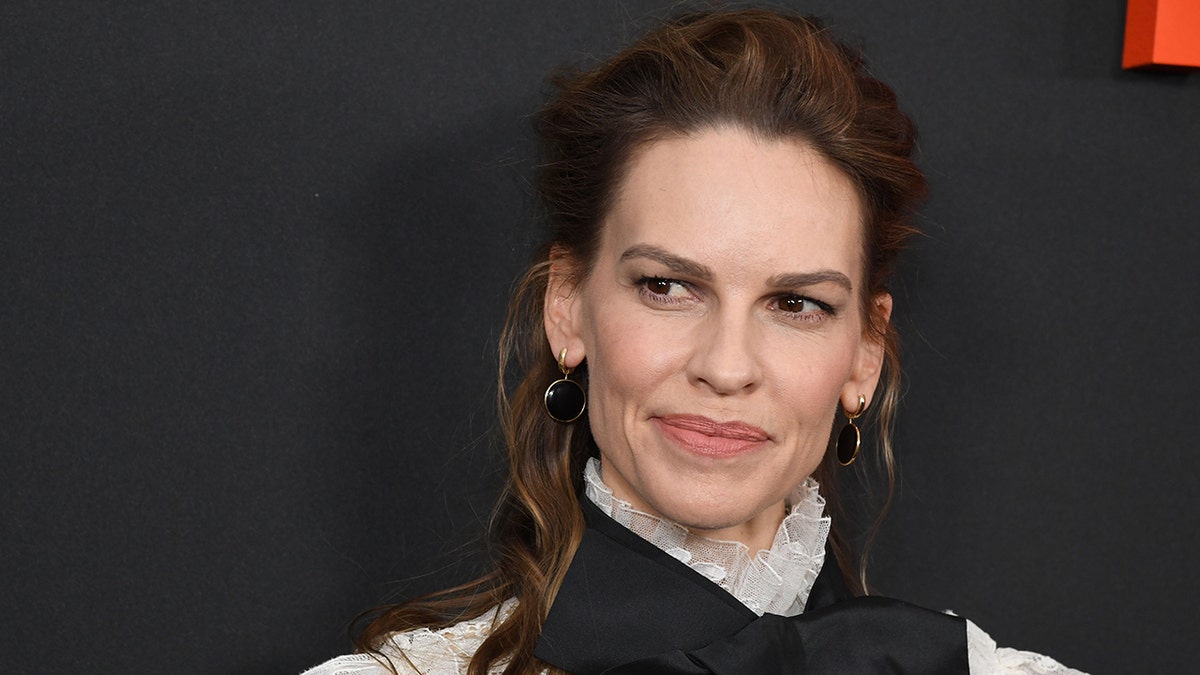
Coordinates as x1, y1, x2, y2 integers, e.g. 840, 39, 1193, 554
634, 276, 836, 322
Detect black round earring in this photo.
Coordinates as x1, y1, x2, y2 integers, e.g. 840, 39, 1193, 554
544, 348, 587, 423
836, 394, 867, 466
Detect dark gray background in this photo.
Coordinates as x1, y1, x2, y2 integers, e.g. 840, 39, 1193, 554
3, 1, 1196, 673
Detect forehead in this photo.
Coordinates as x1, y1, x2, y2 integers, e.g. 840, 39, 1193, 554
602, 127, 865, 279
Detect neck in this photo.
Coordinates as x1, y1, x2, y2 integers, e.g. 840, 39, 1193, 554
684, 498, 788, 553
592, 460, 791, 553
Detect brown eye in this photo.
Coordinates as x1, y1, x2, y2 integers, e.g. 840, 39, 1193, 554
779, 296, 809, 313
646, 278, 673, 295
778, 295, 834, 315
637, 277, 691, 304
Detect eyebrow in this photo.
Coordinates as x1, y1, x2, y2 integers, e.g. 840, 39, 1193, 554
619, 244, 714, 281
768, 271, 854, 292
619, 244, 854, 292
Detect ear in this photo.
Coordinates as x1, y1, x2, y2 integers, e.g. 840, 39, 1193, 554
842, 292, 893, 412
543, 248, 588, 369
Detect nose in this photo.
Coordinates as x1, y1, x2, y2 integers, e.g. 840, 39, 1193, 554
686, 309, 763, 395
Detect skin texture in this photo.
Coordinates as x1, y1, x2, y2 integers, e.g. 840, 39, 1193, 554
546, 126, 889, 553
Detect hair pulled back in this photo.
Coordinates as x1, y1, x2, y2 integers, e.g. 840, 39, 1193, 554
355, 9, 925, 674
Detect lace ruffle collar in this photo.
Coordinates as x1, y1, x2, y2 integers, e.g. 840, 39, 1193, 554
582, 457, 830, 616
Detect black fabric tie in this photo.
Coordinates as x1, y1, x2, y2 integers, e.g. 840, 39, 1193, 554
534, 498, 968, 674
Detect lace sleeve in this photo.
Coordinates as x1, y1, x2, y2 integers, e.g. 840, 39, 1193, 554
301, 602, 521, 675
966, 619, 1088, 675
301, 652, 402, 675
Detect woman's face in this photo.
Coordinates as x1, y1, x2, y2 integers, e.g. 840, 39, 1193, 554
546, 126, 888, 547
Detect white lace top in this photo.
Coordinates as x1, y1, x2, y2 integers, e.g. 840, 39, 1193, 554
581, 458, 828, 617
303, 461, 1087, 675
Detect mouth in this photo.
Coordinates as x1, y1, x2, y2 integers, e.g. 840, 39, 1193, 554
653, 414, 770, 457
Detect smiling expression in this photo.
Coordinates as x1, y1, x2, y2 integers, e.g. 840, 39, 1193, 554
546, 126, 888, 550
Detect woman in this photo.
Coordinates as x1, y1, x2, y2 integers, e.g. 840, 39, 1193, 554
306, 9, 1085, 675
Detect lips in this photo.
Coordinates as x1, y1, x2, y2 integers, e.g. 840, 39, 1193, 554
654, 414, 769, 457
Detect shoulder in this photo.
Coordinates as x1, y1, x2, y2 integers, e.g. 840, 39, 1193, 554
965, 619, 1088, 675
301, 601, 518, 675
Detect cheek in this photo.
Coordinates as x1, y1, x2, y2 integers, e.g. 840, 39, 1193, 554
764, 333, 861, 427
584, 308, 676, 401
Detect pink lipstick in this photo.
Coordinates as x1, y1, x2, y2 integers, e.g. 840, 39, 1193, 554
654, 414, 769, 457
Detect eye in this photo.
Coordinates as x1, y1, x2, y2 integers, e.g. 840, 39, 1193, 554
648, 276, 686, 294
778, 296, 815, 313
637, 276, 693, 304
774, 294, 833, 319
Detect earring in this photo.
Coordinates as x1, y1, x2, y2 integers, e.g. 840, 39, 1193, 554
836, 394, 867, 466
544, 348, 587, 423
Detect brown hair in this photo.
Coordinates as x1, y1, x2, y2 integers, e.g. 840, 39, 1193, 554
354, 8, 925, 674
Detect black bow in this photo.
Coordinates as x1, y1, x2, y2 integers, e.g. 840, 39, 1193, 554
534, 499, 968, 674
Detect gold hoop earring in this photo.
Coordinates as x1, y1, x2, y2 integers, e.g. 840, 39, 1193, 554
544, 348, 587, 423
836, 394, 867, 466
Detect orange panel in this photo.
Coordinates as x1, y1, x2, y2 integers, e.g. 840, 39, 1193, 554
1124, 0, 1200, 69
